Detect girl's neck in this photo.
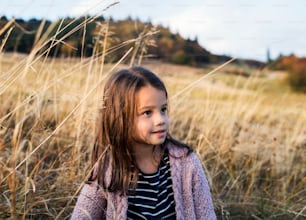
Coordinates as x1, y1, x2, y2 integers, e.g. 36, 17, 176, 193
133, 144, 164, 174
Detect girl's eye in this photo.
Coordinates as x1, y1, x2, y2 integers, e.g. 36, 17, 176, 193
161, 107, 167, 114
143, 110, 152, 116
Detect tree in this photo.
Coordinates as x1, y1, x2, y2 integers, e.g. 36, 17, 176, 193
266, 48, 271, 63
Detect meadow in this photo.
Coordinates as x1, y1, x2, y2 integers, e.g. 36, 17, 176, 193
1, 19, 306, 219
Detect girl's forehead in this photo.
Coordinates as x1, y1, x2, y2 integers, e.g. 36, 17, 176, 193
136, 86, 167, 105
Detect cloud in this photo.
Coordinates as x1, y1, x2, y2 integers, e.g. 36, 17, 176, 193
153, 0, 306, 61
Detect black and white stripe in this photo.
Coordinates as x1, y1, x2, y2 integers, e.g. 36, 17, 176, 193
127, 152, 176, 220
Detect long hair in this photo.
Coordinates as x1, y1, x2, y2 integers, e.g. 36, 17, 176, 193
90, 66, 192, 194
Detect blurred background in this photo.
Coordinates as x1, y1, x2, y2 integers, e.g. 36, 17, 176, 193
1, 1, 306, 219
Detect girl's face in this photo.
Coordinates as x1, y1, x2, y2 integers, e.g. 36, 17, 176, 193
133, 85, 169, 148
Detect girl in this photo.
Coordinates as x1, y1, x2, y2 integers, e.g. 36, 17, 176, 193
71, 66, 216, 219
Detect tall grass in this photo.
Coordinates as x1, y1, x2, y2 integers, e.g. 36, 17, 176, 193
1, 16, 305, 220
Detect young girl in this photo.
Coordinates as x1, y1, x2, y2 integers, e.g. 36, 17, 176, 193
71, 66, 216, 219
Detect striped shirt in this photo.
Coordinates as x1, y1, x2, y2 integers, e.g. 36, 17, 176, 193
127, 151, 176, 220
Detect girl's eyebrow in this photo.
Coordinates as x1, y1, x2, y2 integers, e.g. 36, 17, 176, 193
138, 102, 168, 110
162, 103, 168, 107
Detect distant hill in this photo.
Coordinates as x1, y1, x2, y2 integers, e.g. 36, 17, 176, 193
0, 16, 265, 67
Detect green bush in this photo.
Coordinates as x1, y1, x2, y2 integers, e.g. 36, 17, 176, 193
287, 63, 306, 93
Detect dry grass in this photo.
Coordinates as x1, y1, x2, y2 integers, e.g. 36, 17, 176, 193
0, 16, 305, 220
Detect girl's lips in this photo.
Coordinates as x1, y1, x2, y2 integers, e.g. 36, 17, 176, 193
152, 130, 167, 137
152, 130, 166, 134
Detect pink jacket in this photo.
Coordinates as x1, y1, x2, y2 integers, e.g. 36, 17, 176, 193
71, 144, 216, 219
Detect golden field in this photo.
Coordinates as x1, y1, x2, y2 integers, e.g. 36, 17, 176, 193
0, 52, 305, 219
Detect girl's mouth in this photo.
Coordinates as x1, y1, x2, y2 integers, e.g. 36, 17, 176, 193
152, 130, 167, 137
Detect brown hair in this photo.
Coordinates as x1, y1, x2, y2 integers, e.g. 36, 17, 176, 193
90, 66, 192, 194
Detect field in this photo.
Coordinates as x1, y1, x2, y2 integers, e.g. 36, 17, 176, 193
1, 24, 306, 219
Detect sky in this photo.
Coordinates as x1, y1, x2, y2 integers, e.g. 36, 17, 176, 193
1, 0, 306, 62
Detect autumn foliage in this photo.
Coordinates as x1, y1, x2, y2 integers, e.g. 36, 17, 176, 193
270, 55, 306, 92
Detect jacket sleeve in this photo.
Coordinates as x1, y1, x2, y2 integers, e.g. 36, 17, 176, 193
71, 181, 107, 220
191, 153, 217, 220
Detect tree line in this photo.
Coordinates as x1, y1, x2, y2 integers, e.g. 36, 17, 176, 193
0, 16, 230, 66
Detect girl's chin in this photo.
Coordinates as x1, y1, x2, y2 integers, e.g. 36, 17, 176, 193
132, 139, 166, 148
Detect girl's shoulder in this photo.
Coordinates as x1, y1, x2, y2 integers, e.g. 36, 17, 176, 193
167, 142, 198, 163
167, 143, 189, 157
167, 143, 204, 178
89, 154, 112, 186
166, 138, 193, 156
